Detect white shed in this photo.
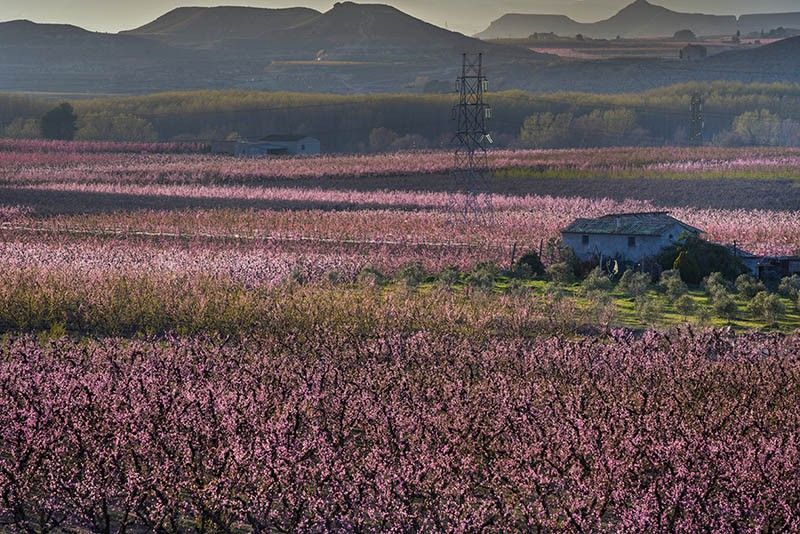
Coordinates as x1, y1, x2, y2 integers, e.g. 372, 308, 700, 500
562, 212, 702, 264
258, 135, 320, 156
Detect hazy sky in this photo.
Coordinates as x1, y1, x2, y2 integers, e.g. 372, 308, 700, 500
1, 0, 798, 34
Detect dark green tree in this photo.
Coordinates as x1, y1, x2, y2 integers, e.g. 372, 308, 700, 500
658, 236, 748, 284
41, 103, 77, 140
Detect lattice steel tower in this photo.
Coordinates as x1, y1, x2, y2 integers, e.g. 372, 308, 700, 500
451, 53, 493, 222
690, 92, 705, 146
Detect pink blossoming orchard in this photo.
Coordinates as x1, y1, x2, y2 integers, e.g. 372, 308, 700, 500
1, 139, 800, 531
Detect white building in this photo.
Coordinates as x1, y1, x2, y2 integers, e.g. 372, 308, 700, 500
211, 135, 320, 157
562, 212, 702, 264
258, 135, 321, 156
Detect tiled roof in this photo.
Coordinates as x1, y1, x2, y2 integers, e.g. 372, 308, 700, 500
259, 134, 311, 142
563, 212, 702, 237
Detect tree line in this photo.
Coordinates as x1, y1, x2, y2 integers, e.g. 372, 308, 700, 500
3, 82, 800, 151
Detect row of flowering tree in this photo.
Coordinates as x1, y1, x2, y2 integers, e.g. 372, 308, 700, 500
1, 329, 798, 531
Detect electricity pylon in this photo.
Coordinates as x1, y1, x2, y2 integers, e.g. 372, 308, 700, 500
451, 52, 494, 223
690, 92, 705, 146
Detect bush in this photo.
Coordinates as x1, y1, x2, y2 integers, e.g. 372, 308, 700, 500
503, 279, 531, 296
466, 262, 500, 292
704, 272, 732, 301
514, 251, 546, 278
581, 267, 613, 294
735, 274, 766, 300
748, 291, 786, 326
398, 263, 426, 288
547, 262, 576, 285
544, 238, 579, 271
778, 275, 800, 300
660, 270, 688, 302
713, 293, 739, 323
617, 270, 651, 298
635, 295, 661, 325
357, 266, 387, 287
436, 266, 462, 288
674, 294, 697, 320
585, 291, 615, 326
658, 237, 748, 284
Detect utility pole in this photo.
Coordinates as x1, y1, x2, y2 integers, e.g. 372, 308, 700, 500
690, 92, 705, 146
451, 52, 494, 223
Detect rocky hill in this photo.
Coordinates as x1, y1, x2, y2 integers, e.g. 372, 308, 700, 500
125, 6, 321, 46
476, 0, 796, 39
0, 3, 548, 94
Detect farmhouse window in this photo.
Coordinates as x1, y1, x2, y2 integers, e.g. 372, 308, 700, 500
582, 235, 589, 245
628, 236, 636, 248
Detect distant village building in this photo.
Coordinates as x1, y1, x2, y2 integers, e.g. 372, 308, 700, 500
211, 135, 321, 157
679, 44, 708, 61
562, 212, 701, 264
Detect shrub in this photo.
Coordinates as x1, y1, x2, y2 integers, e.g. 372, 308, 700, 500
713, 293, 739, 323
357, 266, 387, 287
544, 282, 567, 301
696, 306, 713, 326
514, 251, 546, 278
735, 274, 766, 300
585, 291, 616, 327
503, 279, 531, 296
544, 238, 579, 271
581, 267, 613, 294
327, 271, 346, 285
658, 237, 748, 284
778, 275, 800, 300
436, 266, 462, 288
674, 294, 697, 320
617, 270, 650, 298
660, 270, 688, 302
466, 262, 500, 292
704, 272, 731, 301
547, 262, 575, 285
635, 295, 661, 325
398, 263, 426, 288
748, 291, 786, 326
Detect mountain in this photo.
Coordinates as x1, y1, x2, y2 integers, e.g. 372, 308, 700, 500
126, 3, 531, 61
477, 0, 763, 39
124, 7, 321, 46
0, 20, 202, 92
0, 3, 548, 94
510, 36, 800, 94
703, 35, 800, 71
738, 13, 800, 34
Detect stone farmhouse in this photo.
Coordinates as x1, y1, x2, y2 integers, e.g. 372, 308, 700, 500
562, 212, 701, 265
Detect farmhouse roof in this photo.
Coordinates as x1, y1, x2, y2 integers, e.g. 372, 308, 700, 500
259, 134, 312, 142
563, 212, 702, 237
